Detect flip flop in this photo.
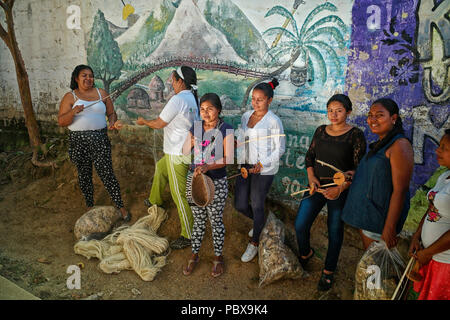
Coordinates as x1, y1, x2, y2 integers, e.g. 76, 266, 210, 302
183, 256, 199, 276
211, 259, 224, 278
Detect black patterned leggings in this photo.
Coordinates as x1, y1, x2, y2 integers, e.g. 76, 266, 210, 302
187, 174, 228, 256
68, 128, 124, 209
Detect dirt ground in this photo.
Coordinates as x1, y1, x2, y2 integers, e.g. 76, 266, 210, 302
0, 130, 412, 300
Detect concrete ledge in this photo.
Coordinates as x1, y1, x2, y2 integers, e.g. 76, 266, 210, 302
0, 275, 40, 300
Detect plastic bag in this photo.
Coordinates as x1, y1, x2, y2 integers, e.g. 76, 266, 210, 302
258, 212, 303, 287
354, 240, 406, 300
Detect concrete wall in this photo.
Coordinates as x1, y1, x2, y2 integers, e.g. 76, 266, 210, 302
0, 0, 448, 201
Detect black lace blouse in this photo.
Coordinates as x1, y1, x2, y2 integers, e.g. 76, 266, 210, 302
305, 125, 367, 181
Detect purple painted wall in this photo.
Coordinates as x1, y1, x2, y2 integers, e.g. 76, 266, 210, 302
345, 0, 449, 195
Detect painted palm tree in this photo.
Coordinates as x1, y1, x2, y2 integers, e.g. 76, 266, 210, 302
263, 2, 347, 86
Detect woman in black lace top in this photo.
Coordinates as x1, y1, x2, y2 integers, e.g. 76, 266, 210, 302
294, 94, 366, 291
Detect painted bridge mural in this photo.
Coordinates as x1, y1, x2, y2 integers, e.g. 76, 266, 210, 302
85, 0, 449, 204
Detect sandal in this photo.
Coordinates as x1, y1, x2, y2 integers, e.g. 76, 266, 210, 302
211, 259, 224, 278
299, 248, 315, 269
317, 270, 334, 291
183, 256, 199, 276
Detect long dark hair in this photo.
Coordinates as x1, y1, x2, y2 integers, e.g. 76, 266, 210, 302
254, 78, 279, 99
367, 98, 405, 157
70, 65, 94, 90
173, 66, 199, 107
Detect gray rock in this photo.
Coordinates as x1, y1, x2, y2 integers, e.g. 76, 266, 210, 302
74, 206, 122, 241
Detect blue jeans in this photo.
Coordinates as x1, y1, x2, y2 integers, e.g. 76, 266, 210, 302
234, 172, 274, 244
294, 190, 348, 272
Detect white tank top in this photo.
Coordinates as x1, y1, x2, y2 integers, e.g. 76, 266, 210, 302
68, 88, 107, 131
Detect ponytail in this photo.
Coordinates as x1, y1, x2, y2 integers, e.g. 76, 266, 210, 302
174, 66, 199, 108
254, 78, 279, 99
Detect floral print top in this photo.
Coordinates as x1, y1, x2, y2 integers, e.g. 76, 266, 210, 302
421, 170, 450, 263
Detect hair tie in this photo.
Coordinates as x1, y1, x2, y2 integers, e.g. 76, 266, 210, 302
176, 67, 184, 80
268, 82, 274, 89
191, 84, 198, 91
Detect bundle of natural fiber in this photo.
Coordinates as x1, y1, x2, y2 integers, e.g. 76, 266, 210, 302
191, 173, 215, 207
74, 205, 170, 281
73, 239, 123, 260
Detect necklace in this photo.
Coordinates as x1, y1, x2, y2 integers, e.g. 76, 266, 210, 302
204, 119, 219, 130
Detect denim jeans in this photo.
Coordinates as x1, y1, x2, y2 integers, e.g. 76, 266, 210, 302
294, 190, 348, 272
234, 172, 274, 244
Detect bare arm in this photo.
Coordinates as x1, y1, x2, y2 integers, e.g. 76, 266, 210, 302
416, 230, 450, 265
58, 92, 83, 127
409, 211, 427, 256
382, 138, 414, 248
99, 88, 117, 129
136, 116, 168, 129
182, 131, 194, 156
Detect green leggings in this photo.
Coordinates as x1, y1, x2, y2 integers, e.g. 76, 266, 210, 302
149, 154, 193, 239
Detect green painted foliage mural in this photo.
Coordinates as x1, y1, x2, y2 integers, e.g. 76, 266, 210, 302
87, 10, 124, 93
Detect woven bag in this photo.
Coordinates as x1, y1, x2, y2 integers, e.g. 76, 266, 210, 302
191, 173, 215, 207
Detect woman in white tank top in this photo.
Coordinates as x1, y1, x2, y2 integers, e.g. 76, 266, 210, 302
58, 65, 130, 222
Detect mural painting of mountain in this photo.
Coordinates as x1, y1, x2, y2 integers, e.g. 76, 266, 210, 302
0, 0, 448, 235
116, 0, 176, 67
82, 0, 355, 201
199, 0, 269, 64
87, 0, 275, 117
146, 0, 245, 64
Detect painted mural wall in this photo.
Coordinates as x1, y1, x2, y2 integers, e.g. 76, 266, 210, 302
0, 0, 448, 205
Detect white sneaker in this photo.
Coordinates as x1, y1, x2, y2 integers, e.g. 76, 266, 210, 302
241, 243, 258, 262
248, 228, 253, 237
